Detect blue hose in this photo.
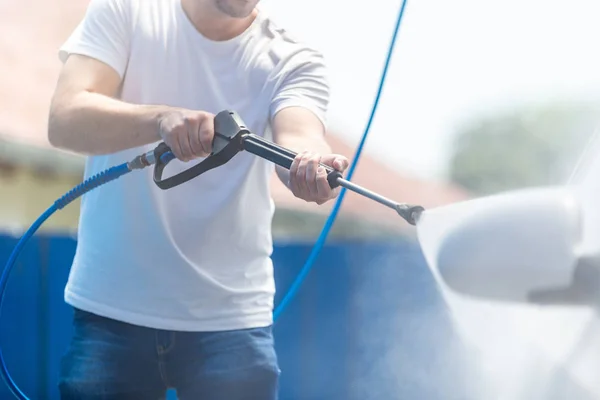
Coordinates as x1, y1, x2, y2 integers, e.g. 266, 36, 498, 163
0, 0, 408, 397
273, 0, 409, 320
0, 163, 131, 400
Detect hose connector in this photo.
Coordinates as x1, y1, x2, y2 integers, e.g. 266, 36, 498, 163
128, 150, 157, 170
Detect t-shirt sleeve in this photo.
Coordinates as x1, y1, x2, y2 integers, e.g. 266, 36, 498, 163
58, 0, 132, 79
269, 48, 330, 131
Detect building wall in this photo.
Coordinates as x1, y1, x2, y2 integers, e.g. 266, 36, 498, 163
0, 167, 81, 233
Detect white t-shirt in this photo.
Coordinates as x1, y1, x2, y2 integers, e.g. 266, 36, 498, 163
58, 0, 329, 331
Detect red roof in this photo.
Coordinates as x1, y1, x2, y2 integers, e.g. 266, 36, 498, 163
0, 0, 469, 228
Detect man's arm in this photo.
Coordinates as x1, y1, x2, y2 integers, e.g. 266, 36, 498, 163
48, 54, 167, 154
48, 0, 166, 154
271, 106, 331, 184
269, 47, 348, 204
48, 0, 165, 154
48, 55, 215, 160
48, 0, 213, 160
271, 107, 348, 205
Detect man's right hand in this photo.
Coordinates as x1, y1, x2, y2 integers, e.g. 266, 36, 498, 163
158, 110, 216, 162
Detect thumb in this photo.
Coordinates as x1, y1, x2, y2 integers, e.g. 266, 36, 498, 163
326, 155, 349, 171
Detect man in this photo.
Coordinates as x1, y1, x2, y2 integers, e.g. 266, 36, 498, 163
47, 0, 348, 398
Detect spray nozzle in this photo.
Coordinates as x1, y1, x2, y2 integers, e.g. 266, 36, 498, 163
395, 204, 425, 226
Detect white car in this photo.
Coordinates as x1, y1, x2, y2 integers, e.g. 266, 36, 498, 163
418, 133, 600, 399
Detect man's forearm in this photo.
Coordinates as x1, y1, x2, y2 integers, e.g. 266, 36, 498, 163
48, 91, 170, 155
274, 133, 332, 188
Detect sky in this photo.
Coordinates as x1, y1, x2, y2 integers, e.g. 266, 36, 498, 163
260, 0, 600, 181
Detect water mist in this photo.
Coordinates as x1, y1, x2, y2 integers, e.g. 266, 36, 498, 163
414, 130, 600, 399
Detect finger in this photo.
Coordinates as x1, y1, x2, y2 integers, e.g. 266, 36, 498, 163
321, 154, 349, 171
289, 152, 303, 195
199, 115, 214, 156
305, 154, 320, 199
296, 152, 311, 198
186, 117, 204, 157
315, 166, 332, 204
333, 156, 350, 172
165, 124, 186, 161
158, 119, 180, 160
177, 125, 194, 161
165, 136, 183, 162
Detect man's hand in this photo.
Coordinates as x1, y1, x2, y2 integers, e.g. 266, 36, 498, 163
158, 110, 215, 162
271, 106, 349, 205
288, 151, 349, 205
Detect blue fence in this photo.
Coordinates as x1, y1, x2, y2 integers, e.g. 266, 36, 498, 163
0, 234, 478, 399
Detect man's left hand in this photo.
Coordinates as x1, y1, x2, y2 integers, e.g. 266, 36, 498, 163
288, 151, 349, 205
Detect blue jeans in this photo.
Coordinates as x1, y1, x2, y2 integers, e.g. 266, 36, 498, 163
58, 308, 280, 400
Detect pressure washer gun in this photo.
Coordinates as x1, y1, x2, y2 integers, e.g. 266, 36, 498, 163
132, 110, 424, 225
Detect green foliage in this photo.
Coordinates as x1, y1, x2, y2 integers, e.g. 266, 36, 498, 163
448, 101, 600, 195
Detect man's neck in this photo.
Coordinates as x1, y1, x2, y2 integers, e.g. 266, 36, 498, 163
181, 0, 258, 41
